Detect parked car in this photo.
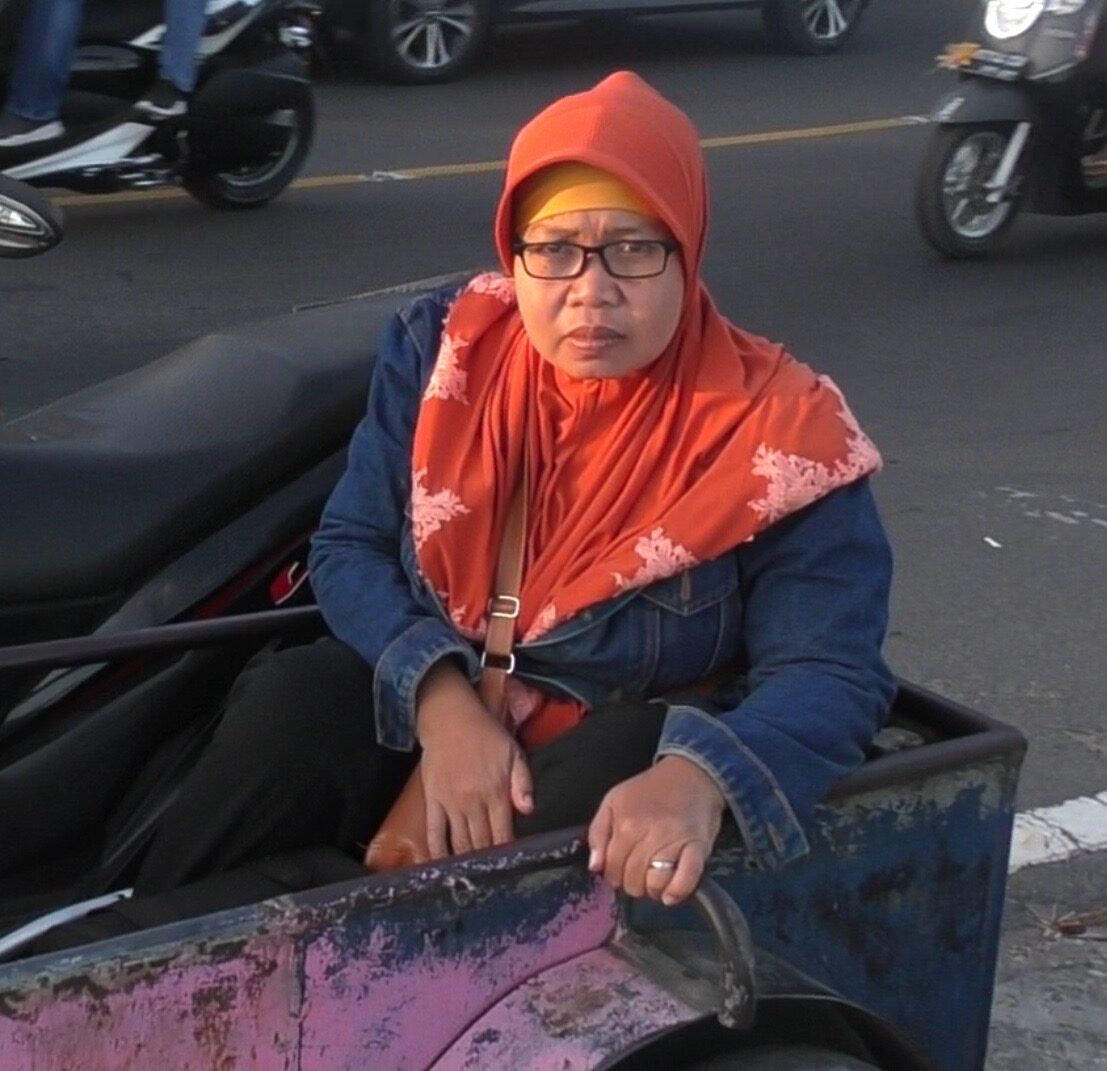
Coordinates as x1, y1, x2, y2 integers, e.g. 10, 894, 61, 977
321, 0, 871, 84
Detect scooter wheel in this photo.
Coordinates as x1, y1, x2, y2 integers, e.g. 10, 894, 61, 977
183, 99, 315, 210
915, 123, 1023, 259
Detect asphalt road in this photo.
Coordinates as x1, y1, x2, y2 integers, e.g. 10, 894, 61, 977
2, 0, 1106, 1065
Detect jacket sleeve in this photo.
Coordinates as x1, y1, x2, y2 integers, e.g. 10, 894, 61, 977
308, 293, 480, 751
655, 478, 896, 868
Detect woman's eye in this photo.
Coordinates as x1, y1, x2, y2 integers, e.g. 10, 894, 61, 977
534, 242, 569, 255
617, 241, 652, 256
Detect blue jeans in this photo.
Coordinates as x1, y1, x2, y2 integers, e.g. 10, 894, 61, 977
5, 0, 208, 121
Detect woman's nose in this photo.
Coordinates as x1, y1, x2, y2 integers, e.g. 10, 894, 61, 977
568, 252, 620, 303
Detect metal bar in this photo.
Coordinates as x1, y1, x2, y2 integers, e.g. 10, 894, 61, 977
826, 680, 1027, 800
985, 121, 1031, 198
0, 605, 322, 673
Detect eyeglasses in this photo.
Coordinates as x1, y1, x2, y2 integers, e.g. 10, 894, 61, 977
512, 239, 680, 280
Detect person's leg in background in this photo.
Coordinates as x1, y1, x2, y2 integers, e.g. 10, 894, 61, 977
0, 0, 84, 145
134, 0, 207, 119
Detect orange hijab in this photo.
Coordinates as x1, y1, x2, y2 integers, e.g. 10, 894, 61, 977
411, 72, 881, 746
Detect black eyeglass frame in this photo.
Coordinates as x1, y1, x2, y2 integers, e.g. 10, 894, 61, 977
511, 238, 681, 280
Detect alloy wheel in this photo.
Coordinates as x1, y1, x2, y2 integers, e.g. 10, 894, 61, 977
218, 111, 302, 189
941, 131, 1014, 239
801, 0, 862, 41
386, 0, 479, 71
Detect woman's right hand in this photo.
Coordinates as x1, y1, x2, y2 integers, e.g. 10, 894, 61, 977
415, 661, 534, 858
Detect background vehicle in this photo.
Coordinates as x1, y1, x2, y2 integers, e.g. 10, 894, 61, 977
321, 0, 872, 84
0, 0, 317, 208
915, 0, 1107, 257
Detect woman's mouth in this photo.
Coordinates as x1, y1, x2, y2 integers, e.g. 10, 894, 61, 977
565, 326, 623, 355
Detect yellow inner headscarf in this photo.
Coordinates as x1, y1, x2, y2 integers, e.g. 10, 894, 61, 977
513, 162, 654, 231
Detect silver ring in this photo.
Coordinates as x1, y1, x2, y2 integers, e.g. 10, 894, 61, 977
648, 859, 677, 871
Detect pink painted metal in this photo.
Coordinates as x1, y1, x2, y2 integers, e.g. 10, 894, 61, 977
433, 946, 701, 1070
0, 867, 619, 1070
295, 882, 617, 1069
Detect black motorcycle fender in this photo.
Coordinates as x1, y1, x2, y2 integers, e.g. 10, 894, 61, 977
187, 50, 313, 173
930, 80, 1039, 126
191, 49, 312, 122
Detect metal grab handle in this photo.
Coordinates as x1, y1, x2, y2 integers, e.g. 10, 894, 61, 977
0, 605, 322, 674
689, 876, 757, 1029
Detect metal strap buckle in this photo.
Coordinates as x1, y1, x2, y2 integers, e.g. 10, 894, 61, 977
480, 650, 516, 674
487, 595, 521, 620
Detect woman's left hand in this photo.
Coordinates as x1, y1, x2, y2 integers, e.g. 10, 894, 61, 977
587, 755, 726, 906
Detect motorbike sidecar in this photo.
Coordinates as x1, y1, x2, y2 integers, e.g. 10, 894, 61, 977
0, 283, 1027, 1070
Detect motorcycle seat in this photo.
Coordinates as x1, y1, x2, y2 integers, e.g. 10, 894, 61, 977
0, 294, 404, 607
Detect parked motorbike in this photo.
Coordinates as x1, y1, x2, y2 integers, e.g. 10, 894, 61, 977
0, 275, 474, 929
915, 0, 1107, 257
0, 172, 61, 253
0, 0, 317, 207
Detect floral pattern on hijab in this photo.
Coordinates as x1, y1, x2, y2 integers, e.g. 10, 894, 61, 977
410, 74, 881, 745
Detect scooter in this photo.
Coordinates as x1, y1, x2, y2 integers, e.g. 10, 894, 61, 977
915, 0, 1107, 257
0, 0, 317, 207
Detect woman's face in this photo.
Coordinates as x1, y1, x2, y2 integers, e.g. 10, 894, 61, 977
513, 209, 685, 380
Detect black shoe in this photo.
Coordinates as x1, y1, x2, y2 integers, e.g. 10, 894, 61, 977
0, 112, 64, 148
134, 80, 188, 121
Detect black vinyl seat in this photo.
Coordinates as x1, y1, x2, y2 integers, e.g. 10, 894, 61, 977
0, 296, 400, 607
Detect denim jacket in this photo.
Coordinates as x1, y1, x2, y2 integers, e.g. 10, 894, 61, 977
309, 286, 896, 870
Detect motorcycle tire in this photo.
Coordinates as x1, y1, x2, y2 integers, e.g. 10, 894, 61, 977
183, 98, 315, 211
680, 1044, 880, 1069
915, 123, 1023, 259
361, 0, 491, 84
762, 0, 867, 55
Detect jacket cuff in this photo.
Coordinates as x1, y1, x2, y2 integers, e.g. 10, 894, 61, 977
373, 618, 481, 750
656, 703, 809, 869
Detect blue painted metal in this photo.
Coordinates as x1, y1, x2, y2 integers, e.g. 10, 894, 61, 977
630, 685, 1026, 1071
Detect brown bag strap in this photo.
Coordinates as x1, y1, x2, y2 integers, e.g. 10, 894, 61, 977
476, 467, 527, 724
363, 457, 529, 873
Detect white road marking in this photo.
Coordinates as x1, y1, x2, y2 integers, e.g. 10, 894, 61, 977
994, 485, 1107, 532
1009, 791, 1107, 872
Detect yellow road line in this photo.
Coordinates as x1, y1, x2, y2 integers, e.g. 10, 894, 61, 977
700, 114, 927, 149
50, 115, 927, 209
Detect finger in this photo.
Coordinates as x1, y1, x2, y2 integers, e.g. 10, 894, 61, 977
603, 820, 635, 892
426, 800, 450, 860
661, 842, 708, 907
619, 839, 656, 900
449, 809, 474, 855
587, 800, 614, 873
644, 853, 681, 904
466, 807, 494, 854
510, 749, 534, 815
489, 793, 515, 846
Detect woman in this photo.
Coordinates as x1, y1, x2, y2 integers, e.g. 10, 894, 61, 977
133, 71, 894, 909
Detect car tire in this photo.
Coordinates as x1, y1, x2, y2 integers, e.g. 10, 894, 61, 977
362, 0, 491, 83
680, 1043, 881, 1069
762, 0, 866, 54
